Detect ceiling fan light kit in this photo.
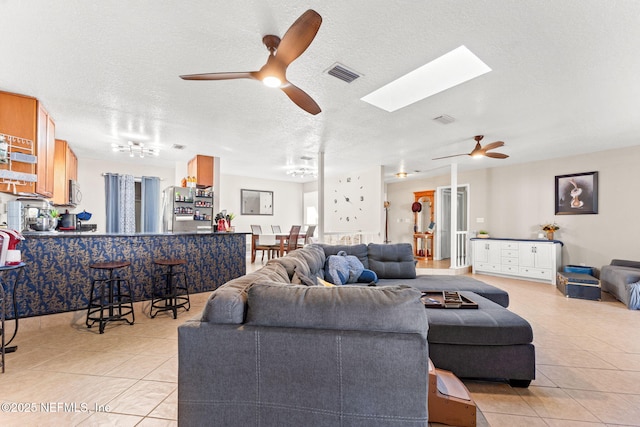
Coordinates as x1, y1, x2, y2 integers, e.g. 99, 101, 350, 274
180, 10, 322, 115
112, 141, 160, 158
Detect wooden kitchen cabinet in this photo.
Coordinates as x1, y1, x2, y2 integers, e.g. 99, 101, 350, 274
51, 139, 78, 205
188, 155, 214, 188
0, 91, 38, 194
35, 102, 56, 198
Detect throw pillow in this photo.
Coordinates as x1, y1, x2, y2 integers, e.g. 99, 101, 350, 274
627, 281, 640, 310
326, 254, 350, 285
317, 277, 335, 287
326, 251, 365, 284
357, 269, 378, 284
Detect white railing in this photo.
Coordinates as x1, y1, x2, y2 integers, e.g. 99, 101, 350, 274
452, 231, 469, 268
320, 232, 381, 246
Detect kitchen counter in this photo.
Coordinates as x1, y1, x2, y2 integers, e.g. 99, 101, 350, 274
22, 230, 250, 237
6, 231, 247, 318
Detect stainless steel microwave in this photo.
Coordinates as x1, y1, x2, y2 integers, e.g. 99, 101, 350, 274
68, 180, 81, 206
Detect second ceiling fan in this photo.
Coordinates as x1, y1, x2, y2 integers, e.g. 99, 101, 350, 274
432, 135, 509, 160
180, 9, 322, 115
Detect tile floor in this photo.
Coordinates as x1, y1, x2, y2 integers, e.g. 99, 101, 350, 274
1, 262, 639, 426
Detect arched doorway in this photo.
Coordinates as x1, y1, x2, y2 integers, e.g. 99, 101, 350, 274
412, 190, 435, 260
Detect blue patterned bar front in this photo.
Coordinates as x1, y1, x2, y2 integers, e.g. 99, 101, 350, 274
7, 232, 248, 319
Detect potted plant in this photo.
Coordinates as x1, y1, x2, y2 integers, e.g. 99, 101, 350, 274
48, 209, 61, 230
541, 222, 560, 240
477, 230, 490, 239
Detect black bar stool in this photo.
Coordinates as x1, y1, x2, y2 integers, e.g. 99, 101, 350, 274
150, 259, 190, 319
86, 261, 135, 334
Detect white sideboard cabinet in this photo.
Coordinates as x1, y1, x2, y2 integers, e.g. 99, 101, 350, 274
472, 238, 562, 284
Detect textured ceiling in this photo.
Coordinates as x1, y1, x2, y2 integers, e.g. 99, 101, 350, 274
2, 0, 640, 183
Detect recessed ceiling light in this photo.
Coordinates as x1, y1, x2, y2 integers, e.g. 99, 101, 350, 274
361, 45, 491, 112
395, 172, 408, 178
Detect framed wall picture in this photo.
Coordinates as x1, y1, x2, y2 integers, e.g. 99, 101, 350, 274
555, 171, 598, 215
241, 189, 273, 215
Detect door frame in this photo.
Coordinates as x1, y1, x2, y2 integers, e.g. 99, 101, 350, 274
435, 184, 470, 261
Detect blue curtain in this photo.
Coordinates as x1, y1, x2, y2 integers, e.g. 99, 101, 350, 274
141, 176, 161, 233
104, 173, 135, 233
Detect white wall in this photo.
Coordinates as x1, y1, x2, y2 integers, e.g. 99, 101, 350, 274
386, 145, 640, 270
220, 174, 304, 237
324, 166, 383, 234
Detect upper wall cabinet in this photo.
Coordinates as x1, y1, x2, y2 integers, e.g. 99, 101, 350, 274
35, 102, 56, 198
188, 155, 214, 188
0, 91, 38, 194
51, 139, 78, 206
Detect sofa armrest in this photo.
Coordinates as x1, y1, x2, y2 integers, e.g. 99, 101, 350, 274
610, 259, 640, 270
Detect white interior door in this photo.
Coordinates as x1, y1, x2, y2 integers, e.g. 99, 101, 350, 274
436, 185, 469, 261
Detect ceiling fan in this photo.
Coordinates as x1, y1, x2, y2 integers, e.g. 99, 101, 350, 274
180, 9, 322, 115
432, 135, 509, 160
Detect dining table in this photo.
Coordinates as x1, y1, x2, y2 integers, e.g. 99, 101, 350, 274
251, 233, 306, 263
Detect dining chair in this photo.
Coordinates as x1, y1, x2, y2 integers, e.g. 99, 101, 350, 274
251, 225, 272, 262
284, 225, 302, 254
302, 225, 316, 246
271, 225, 281, 233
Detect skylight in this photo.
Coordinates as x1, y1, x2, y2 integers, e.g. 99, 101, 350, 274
360, 45, 491, 112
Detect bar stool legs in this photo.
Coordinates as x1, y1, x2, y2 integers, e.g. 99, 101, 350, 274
86, 261, 135, 334
150, 259, 190, 319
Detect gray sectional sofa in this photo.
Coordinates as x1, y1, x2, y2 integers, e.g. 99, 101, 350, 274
178, 243, 535, 426
601, 259, 640, 309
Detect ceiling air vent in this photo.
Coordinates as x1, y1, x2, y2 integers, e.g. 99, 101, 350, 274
432, 114, 455, 125
326, 63, 361, 83
171, 144, 186, 150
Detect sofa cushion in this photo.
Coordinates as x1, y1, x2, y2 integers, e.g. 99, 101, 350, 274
295, 244, 326, 278
292, 268, 318, 286
246, 282, 428, 337
367, 243, 417, 279
425, 291, 532, 346
317, 243, 369, 269
270, 255, 311, 281
201, 263, 290, 324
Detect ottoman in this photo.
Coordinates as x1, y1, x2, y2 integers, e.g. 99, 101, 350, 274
425, 291, 535, 387
380, 275, 511, 308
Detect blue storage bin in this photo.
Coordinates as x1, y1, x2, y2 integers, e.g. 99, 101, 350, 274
563, 265, 595, 276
